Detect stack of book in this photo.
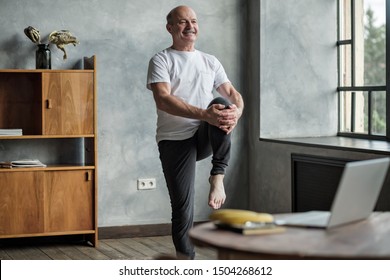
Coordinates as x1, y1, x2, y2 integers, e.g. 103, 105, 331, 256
215, 222, 285, 235
0, 159, 46, 168
0, 129, 23, 136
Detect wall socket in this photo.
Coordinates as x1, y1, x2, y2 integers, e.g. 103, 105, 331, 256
137, 178, 156, 190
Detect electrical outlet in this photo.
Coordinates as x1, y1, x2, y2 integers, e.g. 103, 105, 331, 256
137, 178, 156, 190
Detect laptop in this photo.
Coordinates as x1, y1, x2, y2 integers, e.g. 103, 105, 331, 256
276, 157, 390, 229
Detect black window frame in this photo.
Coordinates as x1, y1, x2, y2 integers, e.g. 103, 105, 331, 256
337, 0, 389, 141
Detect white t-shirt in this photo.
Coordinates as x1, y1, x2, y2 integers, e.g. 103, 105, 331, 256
147, 47, 230, 143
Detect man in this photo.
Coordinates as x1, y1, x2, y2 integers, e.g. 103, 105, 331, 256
146, 5, 244, 259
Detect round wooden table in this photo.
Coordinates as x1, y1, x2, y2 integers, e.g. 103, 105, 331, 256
189, 212, 390, 259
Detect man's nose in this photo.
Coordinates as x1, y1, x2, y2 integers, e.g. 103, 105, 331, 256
186, 21, 193, 29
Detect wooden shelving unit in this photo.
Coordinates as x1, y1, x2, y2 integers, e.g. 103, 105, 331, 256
0, 56, 98, 246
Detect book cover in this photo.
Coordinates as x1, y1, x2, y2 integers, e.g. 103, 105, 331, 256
0, 128, 22, 136
0, 159, 46, 168
215, 222, 285, 235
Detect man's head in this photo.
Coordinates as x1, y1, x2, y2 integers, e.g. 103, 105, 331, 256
166, 6, 198, 51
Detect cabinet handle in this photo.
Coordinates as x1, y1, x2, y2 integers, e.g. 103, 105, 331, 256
46, 99, 52, 109
86, 171, 92, 181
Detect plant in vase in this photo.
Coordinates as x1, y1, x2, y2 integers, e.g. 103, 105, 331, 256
24, 26, 79, 68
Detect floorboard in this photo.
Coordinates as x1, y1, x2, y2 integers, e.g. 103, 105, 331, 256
55, 244, 93, 260
75, 243, 112, 260
0, 248, 11, 260
0, 236, 217, 260
39, 246, 72, 260
94, 241, 131, 260
132, 237, 174, 256
118, 238, 159, 258
100, 239, 140, 260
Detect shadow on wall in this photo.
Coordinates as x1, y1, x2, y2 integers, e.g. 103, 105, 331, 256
2, 34, 33, 68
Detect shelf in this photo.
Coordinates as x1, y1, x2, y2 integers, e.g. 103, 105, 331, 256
0, 56, 98, 246
0, 71, 94, 136
0, 69, 94, 73
0, 165, 95, 172
0, 230, 96, 239
0, 134, 95, 139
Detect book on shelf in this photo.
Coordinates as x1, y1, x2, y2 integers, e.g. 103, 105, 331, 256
0, 128, 23, 136
215, 222, 285, 235
0, 159, 47, 168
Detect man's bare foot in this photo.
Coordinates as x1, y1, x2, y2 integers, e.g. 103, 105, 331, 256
208, 175, 226, 209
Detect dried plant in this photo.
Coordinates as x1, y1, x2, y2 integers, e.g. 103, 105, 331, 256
24, 26, 79, 60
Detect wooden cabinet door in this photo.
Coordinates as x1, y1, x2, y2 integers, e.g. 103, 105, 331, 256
42, 73, 94, 135
0, 172, 44, 235
44, 170, 94, 232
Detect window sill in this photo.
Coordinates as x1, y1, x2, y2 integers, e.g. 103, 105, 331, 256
260, 136, 390, 155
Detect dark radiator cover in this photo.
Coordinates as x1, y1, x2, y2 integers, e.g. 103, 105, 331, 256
291, 154, 390, 212
292, 154, 351, 212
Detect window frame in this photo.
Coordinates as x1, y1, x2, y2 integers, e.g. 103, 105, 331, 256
337, 0, 389, 141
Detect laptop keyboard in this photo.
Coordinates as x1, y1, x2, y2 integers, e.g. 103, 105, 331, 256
277, 211, 331, 227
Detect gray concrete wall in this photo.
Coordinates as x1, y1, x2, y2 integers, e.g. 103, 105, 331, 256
0, 0, 248, 227
247, 0, 364, 213
259, 0, 338, 139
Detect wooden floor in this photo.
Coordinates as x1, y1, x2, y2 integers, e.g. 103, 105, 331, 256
0, 235, 217, 260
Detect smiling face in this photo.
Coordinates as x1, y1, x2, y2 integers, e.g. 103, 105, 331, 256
166, 6, 198, 51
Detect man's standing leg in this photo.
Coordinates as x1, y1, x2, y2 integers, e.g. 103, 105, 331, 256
158, 138, 197, 259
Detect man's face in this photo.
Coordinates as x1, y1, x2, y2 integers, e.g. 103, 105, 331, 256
167, 7, 198, 47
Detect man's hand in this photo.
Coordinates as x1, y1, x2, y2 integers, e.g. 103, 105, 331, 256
217, 104, 240, 134
215, 82, 244, 134
205, 103, 240, 134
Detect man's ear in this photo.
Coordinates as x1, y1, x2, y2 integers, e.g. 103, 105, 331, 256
166, 24, 172, 33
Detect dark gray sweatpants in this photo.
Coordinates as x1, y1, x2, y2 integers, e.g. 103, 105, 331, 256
158, 97, 232, 259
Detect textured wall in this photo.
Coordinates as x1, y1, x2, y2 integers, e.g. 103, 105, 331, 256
259, 0, 338, 138
0, 0, 248, 227
248, 0, 341, 213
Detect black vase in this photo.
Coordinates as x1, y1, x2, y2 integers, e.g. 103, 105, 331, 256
36, 44, 51, 69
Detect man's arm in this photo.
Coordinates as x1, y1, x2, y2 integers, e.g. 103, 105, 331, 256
150, 82, 226, 128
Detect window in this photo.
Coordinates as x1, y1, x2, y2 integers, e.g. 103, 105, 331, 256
337, 0, 388, 140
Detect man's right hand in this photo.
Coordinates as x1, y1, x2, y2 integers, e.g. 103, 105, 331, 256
205, 104, 237, 134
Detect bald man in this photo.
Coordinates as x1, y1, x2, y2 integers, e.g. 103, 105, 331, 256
147, 5, 244, 259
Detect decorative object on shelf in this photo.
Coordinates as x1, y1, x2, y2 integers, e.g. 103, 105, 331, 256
48, 30, 79, 60
36, 43, 51, 69
24, 26, 41, 44
23, 26, 79, 63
